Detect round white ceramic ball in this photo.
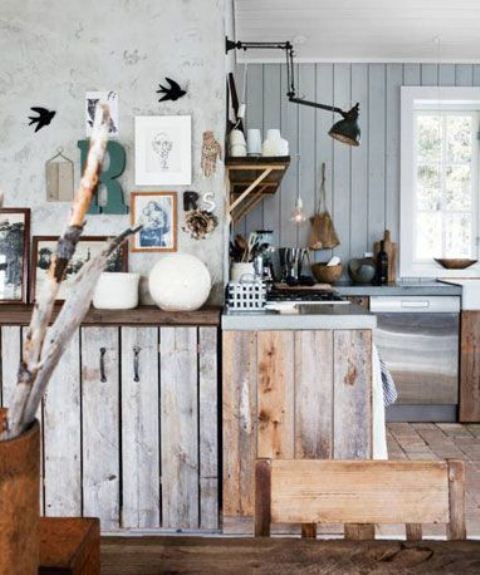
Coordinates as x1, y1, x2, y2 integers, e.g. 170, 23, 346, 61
149, 254, 212, 311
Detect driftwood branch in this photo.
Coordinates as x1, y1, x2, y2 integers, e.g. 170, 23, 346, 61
19, 228, 141, 429
5, 104, 110, 439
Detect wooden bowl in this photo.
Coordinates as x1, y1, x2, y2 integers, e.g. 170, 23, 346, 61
434, 258, 478, 270
311, 263, 343, 284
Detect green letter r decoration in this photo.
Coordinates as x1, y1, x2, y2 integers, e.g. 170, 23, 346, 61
77, 139, 128, 214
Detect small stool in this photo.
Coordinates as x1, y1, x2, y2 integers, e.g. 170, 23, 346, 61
39, 517, 100, 575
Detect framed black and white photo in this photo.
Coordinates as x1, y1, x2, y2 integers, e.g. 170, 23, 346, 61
130, 192, 177, 252
31, 236, 128, 302
85, 91, 119, 136
135, 116, 191, 185
0, 208, 30, 303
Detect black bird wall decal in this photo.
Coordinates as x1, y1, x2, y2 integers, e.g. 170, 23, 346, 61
28, 107, 56, 132
156, 77, 186, 102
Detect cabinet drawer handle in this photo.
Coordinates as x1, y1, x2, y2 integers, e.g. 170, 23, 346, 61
100, 347, 107, 382
133, 346, 141, 382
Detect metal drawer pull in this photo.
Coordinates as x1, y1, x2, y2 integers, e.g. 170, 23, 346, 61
401, 300, 430, 308
133, 346, 141, 382
100, 347, 107, 382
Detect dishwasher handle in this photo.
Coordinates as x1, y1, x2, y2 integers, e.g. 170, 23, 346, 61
370, 295, 460, 314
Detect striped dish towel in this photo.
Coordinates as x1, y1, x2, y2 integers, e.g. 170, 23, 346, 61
379, 356, 398, 407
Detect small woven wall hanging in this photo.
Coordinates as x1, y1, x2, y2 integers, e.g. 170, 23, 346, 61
308, 162, 340, 250
45, 147, 74, 202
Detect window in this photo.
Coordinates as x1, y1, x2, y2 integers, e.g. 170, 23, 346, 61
401, 87, 480, 277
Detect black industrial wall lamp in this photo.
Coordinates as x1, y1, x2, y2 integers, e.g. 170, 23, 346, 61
226, 38, 361, 146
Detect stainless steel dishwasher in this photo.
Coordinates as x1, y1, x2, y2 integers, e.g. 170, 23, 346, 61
370, 296, 460, 422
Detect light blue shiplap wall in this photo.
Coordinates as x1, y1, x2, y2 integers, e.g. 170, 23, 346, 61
236, 63, 480, 265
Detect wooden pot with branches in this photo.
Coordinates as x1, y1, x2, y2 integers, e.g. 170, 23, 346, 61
0, 105, 140, 575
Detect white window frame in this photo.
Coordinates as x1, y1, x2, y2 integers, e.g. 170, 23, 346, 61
401, 86, 480, 278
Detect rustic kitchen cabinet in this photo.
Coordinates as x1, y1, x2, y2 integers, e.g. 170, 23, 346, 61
0, 306, 221, 533
460, 310, 480, 422
222, 328, 373, 533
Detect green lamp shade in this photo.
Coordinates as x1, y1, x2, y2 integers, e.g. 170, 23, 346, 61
329, 104, 361, 147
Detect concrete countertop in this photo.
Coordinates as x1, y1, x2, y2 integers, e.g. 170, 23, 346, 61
333, 280, 462, 297
222, 303, 377, 331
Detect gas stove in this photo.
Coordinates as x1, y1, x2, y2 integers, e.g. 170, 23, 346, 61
266, 287, 349, 310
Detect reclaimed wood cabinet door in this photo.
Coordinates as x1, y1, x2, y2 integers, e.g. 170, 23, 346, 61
460, 311, 480, 422
81, 327, 120, 531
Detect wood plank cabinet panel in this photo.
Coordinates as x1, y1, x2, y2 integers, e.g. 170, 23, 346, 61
43, 331, 81, 517
160, 327, 199, 529
121, 327, 160, 529
333, 330, 372, 458
223, 331, 257, 517
460, 311, 480, 422
81, 327, 120, 531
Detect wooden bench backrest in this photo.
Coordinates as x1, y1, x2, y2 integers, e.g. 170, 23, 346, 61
255, 459, 466, 540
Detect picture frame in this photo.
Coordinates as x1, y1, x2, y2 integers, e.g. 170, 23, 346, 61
135, 115, 192, 185
30, 236, 128, 303
0, 208, 30, 304
130, 191, 177, 253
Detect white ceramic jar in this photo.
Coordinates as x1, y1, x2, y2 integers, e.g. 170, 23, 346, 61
149, 254, 211, 311
93, 272, 140, 310
230, 262, 255, 282
262, 129, 289, 156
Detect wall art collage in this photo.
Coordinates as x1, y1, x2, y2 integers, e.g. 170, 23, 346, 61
8, 88, 224, 304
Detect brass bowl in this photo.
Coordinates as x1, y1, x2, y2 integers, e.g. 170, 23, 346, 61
434, 258, 477, 270
311, 263, 343, 284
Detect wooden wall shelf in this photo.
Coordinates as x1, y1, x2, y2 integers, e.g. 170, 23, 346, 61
0, 305, 221, 326
226, 156, 290, 223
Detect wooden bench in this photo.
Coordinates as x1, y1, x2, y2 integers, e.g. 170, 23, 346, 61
255, 459, 466, 540
39, 517, 100, 575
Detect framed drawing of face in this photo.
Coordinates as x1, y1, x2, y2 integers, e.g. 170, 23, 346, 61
0, 208, 30, 303
130, 192, 177, 253
31, 236, 128, 302
135, 116, 191, 185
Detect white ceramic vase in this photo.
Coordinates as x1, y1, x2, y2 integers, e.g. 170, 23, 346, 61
93, 272, 140, 310
230, 262, 255, 282
149, 254, 211, 311
262, 129, 289, 156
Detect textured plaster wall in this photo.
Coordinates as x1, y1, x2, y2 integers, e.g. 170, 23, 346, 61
0, 0, 226, 302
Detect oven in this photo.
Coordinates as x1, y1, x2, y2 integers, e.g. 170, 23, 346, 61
370, 296, 460, 422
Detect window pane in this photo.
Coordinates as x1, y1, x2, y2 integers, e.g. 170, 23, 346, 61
417, 165, 441, 210
446, 115, 472, 164
445, 213, 472, 258
416, 212, 441, 259
417, 115, 441, 164
445, 164, 472, 210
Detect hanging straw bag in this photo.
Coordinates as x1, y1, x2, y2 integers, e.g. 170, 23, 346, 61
308, 162, 340, 250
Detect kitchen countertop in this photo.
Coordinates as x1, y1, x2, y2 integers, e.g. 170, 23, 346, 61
222, 303, 377, 331
333, 280, 462, 296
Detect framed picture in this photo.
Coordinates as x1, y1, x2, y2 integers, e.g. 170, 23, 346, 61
85, 91, 119, 136
31, 236, 128, 302
0, 208, 30, 303
135, 116, 191, 185
130, 192, 177, 253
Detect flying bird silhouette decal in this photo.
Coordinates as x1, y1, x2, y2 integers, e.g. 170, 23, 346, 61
28, 107, 56, 132
156, 78, 186, 102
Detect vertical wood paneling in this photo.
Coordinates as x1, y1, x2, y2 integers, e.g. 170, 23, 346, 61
0, 326, 22, 408
294, 331, 333, 458
237, 60, 477, 274
121, 327, 160, 529
350, 64, 369, 258
280, 63, 299, 247
367, 64, 386, 248
263, 64, 282, 235
82, 327, 120, 531
257, 331, 294, 458
223, 330, 257, 517
198, 327, 219, 529
245, 64, 265, 235
333, 330, 372, 458
333, 64, 352, 263
44, 331, 81, 517
385, 64, 403, 243
298, 64, 317, 248
160, 327, 199, 529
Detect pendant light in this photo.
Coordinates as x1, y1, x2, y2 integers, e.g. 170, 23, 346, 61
290, 154, 307, 225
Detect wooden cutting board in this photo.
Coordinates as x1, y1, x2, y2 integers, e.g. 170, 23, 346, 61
374, 229, 397, 283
